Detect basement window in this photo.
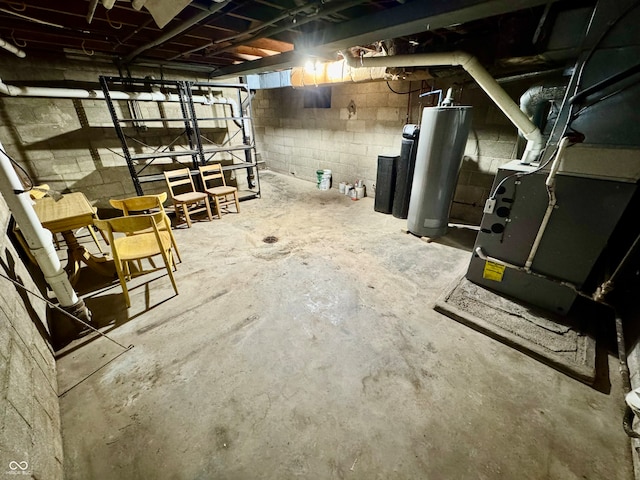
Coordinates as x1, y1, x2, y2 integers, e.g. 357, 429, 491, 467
304, 87, 332, 108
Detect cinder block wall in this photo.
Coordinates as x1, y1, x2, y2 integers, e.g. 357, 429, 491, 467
253, 81, 407, 194
455, 82, 524, 224
0, 197, 62, 479
0, 54, 238, 209
253, 79, 529, 224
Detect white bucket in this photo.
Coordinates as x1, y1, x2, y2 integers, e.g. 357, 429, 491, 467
355, 186, 365, 199
319, 169, 332, 191
344, 184, 353, 196
339, 182, 346, 194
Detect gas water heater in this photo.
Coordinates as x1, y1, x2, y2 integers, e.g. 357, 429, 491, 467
407, 106, 472, 238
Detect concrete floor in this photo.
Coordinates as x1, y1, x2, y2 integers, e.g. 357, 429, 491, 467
58, 171, 632, 479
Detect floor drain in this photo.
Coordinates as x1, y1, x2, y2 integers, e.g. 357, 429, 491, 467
263, 236, 278, 244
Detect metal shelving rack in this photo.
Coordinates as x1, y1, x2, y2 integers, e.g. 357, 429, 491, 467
99, 76, 261, 200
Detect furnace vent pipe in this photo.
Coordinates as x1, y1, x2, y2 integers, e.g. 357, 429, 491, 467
344, 52, 545, 164
519, 84, 567, 121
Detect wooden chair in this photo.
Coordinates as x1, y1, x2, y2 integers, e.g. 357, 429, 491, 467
109, 192, 181, 263
199, 164, 240, 219
94, 212, 178, 308
163, 168, 213, 228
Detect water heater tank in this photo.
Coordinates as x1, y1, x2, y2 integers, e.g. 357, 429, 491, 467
407, 106, 472, 238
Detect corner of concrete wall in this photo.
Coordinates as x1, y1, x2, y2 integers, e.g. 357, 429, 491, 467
0, 195, 63, 479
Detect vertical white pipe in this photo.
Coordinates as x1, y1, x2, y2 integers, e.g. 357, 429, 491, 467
524, 136, 571, 270
0, 143, 79, 307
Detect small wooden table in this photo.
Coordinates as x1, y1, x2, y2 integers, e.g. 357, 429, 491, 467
33, 192, 114, 284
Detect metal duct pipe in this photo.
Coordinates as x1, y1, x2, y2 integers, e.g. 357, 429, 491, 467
519, 83, 567, 125
0, 38, 26, 58
344, 51, 545, 164
124, 0, 231, 62
0, 142, 89, 321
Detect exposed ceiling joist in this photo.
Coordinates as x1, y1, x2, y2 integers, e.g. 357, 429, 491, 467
210, 0, 558, 77
0, 0, 577, 79
299, 0, 558, 54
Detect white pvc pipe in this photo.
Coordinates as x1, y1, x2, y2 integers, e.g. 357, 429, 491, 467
474, 245, 585, 296
344, 51, 545, 164
86, 0, 99, 24
212, 96, 241, 118
0, 79, 240, 111
0, 142, 78, 307
0, 38, 26, 58
474, 246, 524, 271
524, 136, 571, 270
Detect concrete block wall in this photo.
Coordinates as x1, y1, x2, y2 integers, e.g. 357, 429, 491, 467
0, 196, 63, 479
253, 79, 528, 224
454, 83, 523, 224
0, 54, 236, 208
253, 81, 407, 194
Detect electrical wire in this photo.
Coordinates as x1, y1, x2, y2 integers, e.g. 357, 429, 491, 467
0, 146, 34, 193
386, 81, 422, 95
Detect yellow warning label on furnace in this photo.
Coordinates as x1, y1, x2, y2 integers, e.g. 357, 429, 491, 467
483, 261, 506, 282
